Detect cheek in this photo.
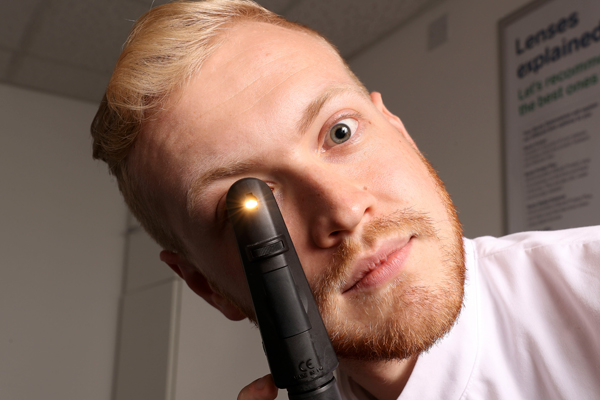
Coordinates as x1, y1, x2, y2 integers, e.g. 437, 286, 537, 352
216, 242, 250, 298
189, 225, 252, 305
362, 139, 426, 202
364, 138, 449, 226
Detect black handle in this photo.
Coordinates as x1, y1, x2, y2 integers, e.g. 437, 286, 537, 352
227, 178, 341, 399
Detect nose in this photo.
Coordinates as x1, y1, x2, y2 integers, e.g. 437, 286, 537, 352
290, 165, 375, 249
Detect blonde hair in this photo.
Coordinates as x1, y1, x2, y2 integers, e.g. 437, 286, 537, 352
91, 0, 353, 255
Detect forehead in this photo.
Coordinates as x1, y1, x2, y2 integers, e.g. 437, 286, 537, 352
170, 22, 355, 134
190, 22, 343, 117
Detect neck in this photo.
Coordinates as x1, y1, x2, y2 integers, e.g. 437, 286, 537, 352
339, 356, 417, 400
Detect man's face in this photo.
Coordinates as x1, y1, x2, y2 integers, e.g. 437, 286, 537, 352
135, 22, 464, 360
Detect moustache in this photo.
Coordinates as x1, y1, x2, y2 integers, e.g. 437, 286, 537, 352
311, 209, 437, 303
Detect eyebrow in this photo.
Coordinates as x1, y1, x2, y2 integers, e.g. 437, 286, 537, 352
296, 84, 363, 136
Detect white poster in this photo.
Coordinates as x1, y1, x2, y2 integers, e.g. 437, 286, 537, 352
500, 0, 600, 233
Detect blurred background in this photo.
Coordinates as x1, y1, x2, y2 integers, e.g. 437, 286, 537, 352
2, 0, 530, 399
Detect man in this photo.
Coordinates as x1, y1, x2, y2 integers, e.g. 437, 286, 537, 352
91, 1, 600, 399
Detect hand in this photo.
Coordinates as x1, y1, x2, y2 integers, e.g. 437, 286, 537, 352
238, 374, 279, 400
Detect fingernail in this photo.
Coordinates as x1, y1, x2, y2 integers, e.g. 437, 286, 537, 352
254, 376, 267, 390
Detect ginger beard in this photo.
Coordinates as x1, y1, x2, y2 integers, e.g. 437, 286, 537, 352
214, 158, 465, 362
311, 162, 465, 362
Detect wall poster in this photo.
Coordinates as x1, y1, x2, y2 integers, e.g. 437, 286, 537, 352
500, 0, 600, 233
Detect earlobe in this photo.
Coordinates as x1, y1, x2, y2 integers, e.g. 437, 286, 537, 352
370, 91, 418, 150
159, 250, 247, 321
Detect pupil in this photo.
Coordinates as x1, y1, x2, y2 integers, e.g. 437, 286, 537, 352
335, 126, 348, 139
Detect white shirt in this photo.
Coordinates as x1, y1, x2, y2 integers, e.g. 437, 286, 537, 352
338, 226, 600, 399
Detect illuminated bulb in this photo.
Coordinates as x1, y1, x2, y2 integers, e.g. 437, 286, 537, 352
245, 197, 258, 209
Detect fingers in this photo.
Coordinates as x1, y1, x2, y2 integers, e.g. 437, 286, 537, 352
237, 374, 278, 400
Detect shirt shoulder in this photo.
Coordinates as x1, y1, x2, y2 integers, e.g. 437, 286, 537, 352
461, 226, 600, 399
469, 225, 600, 260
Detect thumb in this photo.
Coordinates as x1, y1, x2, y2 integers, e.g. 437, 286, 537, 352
237, 374, 278, 400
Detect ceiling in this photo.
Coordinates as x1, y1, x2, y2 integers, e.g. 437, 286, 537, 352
0, 0, 442, 104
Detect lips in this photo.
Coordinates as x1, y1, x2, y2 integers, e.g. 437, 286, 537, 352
342, 236, 414, 293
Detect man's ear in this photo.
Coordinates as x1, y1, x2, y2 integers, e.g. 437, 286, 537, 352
160, 250, 246, 321
370, 91, 418, 150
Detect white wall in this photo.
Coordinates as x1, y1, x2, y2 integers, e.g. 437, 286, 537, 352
0, 84, 126, 400
114, 221, 282, 400
174, 281, 276, 399
349, 0, 531, 238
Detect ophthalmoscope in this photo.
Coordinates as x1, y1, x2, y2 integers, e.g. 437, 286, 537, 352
227, 178, 341, 400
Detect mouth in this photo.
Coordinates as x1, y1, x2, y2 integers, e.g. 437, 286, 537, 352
342, 236, 415, 294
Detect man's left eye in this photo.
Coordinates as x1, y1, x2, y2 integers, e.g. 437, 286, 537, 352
328, 118, 358, 145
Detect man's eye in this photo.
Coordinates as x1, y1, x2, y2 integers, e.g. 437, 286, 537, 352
328, 118, 358, 145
